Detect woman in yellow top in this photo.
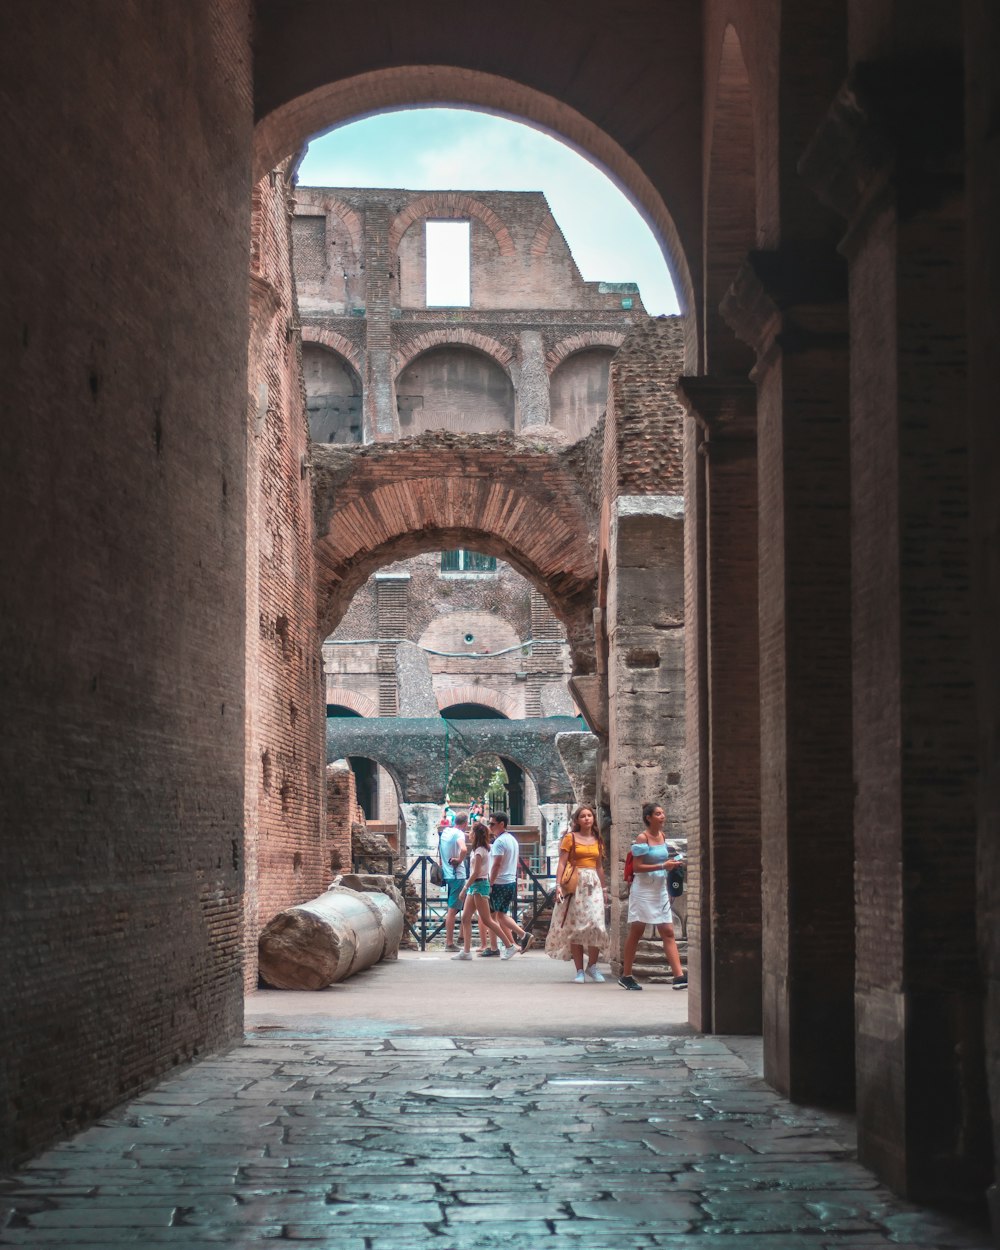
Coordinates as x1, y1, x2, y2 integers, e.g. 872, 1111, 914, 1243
544, 805, 608, 982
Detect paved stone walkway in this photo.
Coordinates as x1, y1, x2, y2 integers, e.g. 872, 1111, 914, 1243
0, 1028, 991, 1248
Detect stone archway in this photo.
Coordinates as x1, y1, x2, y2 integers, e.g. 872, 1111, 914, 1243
251, 61, 700, 365
312, 431, 599, 680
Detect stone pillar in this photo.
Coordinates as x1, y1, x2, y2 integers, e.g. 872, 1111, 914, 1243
538, 802, 571, 861
399, 802, 440, 860
515, 330, 551, 429
606, 495, 685, 971
802, 52, 989, 1201
682, 414, 712, 1030
722, 245, 855, 1108
363, 203, 396, 439
678, 377, 761, 1035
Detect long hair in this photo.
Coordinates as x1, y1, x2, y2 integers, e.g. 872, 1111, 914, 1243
470, 821, 491, 851
569, 804, 604, 857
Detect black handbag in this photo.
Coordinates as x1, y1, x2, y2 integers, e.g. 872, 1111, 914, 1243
430, 860, 444, 886
667, 866, 685, 897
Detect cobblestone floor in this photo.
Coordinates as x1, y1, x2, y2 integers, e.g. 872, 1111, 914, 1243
0, 1032, 991, 1248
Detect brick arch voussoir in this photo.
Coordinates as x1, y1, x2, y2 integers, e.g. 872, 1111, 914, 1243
323, 196, 364, 261
314, 460, 597, 675
530, 217, 557, 258
388, 192, 516, 258
324, 686, 378, 717
546, 332, 626, 374
301, 326, 364, 377
437, 686, 518, 719
393, 330, 515, 379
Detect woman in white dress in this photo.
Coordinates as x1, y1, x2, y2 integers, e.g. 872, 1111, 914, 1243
544, 805, 609, 982
617, 802, 687, 991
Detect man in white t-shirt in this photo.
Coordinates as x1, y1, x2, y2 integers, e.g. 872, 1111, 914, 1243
487, 812, 534, 958
439, 813, 469, 952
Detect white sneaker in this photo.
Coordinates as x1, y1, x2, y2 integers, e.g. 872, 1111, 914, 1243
500, 945, 517, 960
574, 969, 586, 983
585, 966, 605, 982
451, 951, 473, 961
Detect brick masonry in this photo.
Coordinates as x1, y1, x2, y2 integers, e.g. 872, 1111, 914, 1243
246, 165, 328, 991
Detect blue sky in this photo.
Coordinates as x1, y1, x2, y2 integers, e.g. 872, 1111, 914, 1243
297, 109, 679, 316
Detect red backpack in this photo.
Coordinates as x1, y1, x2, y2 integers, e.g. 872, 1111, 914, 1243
623, 850, 635, 886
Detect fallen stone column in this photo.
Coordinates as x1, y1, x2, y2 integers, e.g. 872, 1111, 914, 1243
258, 885, 404, 990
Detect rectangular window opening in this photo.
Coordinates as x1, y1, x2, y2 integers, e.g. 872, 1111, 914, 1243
441, 549, 497, 574
426, 220, 471, 307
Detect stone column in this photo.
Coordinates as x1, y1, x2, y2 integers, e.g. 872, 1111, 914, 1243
363, 203, 396, 439
802, 53, 989, 1201
515, 330, 551, 430
678, 377, 761, 1035
722, 245, 855, 1108
606, 495, 685, 971
398, 803, 440, 861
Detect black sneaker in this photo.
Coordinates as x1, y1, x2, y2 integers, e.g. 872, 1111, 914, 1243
479, 948, 500, 957
672, 974, 688, 990
518, 932, 535, 953
618, 974, 643, 991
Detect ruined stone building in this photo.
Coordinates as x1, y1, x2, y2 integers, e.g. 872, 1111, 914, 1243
4, 1, 1000, 1237
298, 188, 651, 837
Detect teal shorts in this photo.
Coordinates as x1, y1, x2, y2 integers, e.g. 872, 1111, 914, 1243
467, 880, 491, 897
446, 879, 465, 909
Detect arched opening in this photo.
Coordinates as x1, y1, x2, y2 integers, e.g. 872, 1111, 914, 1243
396, 345, 515, 435
549, 347, 616, 440
252, 64, 698, 365
302, 343, 363, 443
442, 703, 507, 720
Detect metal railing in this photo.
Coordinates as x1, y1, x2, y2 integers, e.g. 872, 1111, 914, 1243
352, 853, 559, 951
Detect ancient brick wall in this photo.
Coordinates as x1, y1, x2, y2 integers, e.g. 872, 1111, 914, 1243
0, 0, 253, 1166
245, 166, 327, 989
292, 187, 645, 443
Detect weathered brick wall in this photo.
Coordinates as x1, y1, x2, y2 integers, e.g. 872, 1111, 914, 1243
292, 187, 644, 443
324, 553, 575, 721
245, 166, 327, 988
0, 0, 252, 1166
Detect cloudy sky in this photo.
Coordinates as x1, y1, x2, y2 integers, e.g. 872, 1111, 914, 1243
297, 108, 679, 316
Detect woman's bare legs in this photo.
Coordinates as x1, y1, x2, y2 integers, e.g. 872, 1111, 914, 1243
586, 945, 600, 969
569, 942, 585, 973
472, 895, 508, 946
622, 922, 646, 976
656, 922, 683, 978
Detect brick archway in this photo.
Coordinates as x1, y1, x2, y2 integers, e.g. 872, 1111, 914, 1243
252, 63, 697, 362
301, 326, 364, 376
437, 685, 518, 719
393, 330, 514, 380
312, 432, 598, 675
388, 193, 515, 258
325, 686, 378, 717
546, 332, 626, 374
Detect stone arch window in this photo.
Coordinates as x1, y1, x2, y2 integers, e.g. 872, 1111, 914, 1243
549, 347, 617, 441
302, 343, 363, 443
396, 345, 514, 435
